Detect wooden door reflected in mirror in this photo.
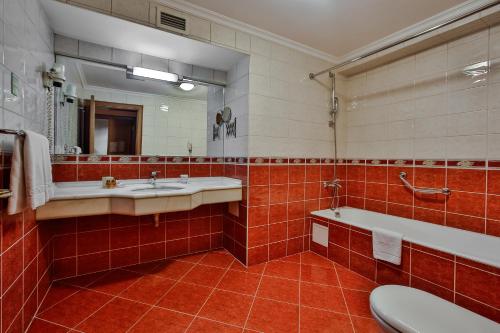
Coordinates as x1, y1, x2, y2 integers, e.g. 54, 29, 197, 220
81, 95, 143, 155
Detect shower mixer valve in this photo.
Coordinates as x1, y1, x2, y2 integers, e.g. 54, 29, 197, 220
323, 179, 342, 189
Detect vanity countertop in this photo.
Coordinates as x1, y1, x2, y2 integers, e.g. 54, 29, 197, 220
51, 177, 242, 200
36, 177, 243, 220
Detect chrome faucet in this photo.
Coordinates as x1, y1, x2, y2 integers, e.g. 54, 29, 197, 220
149, 171, 160, 186
323, 179, 342, 190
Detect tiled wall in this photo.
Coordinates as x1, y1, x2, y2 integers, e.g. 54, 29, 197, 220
1, 0, 55, 332
220, 158, 248, 265
247, 41, 334, 158
337, 159, 500, 237
339, 25, 500, 161
51, 155, 226, 182
246, 158, 336, 265
310, 215, 500, 323
222, 56, 250, 157
49, 204, 225, 280
0, 199, 53, 333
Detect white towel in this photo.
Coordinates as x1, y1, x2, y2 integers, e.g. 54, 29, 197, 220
8, 130, 54, 214
372, 227, 403, 265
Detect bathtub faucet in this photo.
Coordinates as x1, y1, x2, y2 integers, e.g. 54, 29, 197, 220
323, 179, 342, 190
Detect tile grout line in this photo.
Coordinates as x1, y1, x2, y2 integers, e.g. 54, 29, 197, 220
124, 252, 208, 333
182, 257, 236, 332
332, 260, 357, 333
298, 252, 302, 332
242, 262, 267, 330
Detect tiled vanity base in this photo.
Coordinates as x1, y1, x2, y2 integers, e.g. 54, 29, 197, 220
310, 215, 500, 323
47, 204, 226, 280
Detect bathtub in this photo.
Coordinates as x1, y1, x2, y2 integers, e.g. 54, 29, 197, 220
311, 207, 500, 269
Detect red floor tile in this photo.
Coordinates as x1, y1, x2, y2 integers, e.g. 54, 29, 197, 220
279, 253, 302, 263
351, 316, 382, 333
157, 282, 212, 314
301, 252, 334, 267
38, 289, 113, 328
257, 275, 300, 304
153, 260, 195, 280
300, 306, 353, 333
264, 260, 301, 280
336, 266, 378, 292
230, 261, 266, 274
246, 298, 299, 333
181, 264, 226, 287
34, 249, 388, 332
343, 289, 372, 317
199, 290, 253, 326
300, 282, 348, 313
58, 271, 109, 288
26, 318, 69, 333
187, 318, 243, 333
174, 252, 208, 263
128, 307, 193, 333
199, 250, 235, 268
119, 275, 176, 305
75, 297, 150, 332
37, 283, 81, 313
217, 270, 261, 295
301, 264, 339, 286
121, 261, 163, 275
87, 269, 142, 295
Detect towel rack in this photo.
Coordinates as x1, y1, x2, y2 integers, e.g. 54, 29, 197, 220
399, 171, 451, 196
0, 129, 25, 136
0, 128, 26, 199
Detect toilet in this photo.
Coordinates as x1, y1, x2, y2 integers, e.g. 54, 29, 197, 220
370, 285, 499, 333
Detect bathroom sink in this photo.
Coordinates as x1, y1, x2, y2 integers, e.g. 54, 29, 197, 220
131, 185, 185, 192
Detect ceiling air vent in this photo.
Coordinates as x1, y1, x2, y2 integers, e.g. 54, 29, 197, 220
156, 6, 190, 35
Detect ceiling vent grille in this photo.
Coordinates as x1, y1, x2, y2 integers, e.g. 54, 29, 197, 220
156, 6, 190, 35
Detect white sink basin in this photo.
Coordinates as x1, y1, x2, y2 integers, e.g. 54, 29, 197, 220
131, 184, 185, 192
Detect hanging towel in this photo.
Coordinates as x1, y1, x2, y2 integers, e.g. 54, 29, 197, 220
7, 134, 27, 215
372, 227, 403, 265
8, 130, 54, 214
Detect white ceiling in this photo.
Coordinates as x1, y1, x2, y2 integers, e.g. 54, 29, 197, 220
183, 0, 470, 58
41, 0, 246, 71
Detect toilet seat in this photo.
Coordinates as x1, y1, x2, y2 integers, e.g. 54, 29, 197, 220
370, 285, 499, 333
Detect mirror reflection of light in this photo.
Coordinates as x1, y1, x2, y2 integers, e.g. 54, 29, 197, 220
179, 82, 195, 91
4, 90, 18, 103
463, 61, 489, 77
159, 104, 169, 112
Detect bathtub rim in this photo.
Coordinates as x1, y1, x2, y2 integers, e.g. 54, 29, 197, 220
311, 207, 500, 269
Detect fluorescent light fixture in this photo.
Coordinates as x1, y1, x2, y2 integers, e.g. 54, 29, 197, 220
159, 104, 169, 112
179, 82, 195, 91
132, 67, 178, 82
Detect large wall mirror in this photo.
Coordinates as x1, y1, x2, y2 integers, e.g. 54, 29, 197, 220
44, 0, 248, 157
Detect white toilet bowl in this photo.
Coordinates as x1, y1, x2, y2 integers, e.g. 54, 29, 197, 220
369, 285, 499, 333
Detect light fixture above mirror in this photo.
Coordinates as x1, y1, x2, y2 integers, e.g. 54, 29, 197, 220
130, 67, 179, 82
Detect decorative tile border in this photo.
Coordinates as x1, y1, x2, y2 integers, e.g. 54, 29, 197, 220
51, 155, 500, 170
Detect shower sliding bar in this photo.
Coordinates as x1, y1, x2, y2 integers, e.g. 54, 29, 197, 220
399, 172, 451, 196
309, 0, 500, 79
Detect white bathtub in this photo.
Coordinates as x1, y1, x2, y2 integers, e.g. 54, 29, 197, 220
312, 207, 500, 269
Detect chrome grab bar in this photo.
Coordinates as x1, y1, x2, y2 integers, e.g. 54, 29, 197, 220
399, 172, 451, 196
